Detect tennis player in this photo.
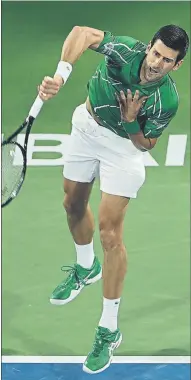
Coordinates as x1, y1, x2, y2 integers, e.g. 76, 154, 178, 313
39, 25, 189, 374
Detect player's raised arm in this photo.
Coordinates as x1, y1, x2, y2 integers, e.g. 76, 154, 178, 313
60, 26, 104, 63
39, 26, 104, 100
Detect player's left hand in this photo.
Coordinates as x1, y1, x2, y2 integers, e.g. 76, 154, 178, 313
116, 90, 148, 123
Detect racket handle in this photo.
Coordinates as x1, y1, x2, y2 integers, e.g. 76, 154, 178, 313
28, 95, 44, 119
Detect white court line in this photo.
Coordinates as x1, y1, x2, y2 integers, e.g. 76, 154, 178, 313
2, 356, 190, 364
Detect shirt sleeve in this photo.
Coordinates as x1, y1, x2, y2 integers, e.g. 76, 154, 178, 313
143, 107, 178, 138
92, 31, 143, 66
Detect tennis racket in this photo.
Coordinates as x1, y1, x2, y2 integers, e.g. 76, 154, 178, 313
1, 95, 44, 208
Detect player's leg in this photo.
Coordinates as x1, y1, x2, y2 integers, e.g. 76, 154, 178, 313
83, 126, 145, 374
50, 104, 102, 305
50, 178, 102, 306
63, 178, 96, 269
63, 178, 95, 246
83, 194, 128, 374
99, 192, 129, 303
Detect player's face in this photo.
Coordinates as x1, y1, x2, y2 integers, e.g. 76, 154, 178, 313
142, 39, 183, 82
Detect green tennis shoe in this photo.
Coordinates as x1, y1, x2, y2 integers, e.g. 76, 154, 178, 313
50, 257, 102, 305
83, 326, 122, 374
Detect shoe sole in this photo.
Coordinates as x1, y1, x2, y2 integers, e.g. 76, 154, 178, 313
50, 270, 102, 306
82, 333, 122, 374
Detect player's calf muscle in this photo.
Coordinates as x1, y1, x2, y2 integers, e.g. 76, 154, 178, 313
64, 200, 95, 244
63, 194, 87, 220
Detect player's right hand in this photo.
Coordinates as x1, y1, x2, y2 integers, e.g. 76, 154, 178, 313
38, 76, 63, 101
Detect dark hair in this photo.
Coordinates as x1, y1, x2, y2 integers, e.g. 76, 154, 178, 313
151, 25, 189, 63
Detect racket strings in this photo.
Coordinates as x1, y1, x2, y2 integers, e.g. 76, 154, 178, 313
2, 142, 25, 205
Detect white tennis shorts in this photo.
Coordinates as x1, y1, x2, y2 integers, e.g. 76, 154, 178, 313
63, 103, 146, 198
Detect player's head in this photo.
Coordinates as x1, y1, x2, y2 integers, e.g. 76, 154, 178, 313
143, 25, 189, 82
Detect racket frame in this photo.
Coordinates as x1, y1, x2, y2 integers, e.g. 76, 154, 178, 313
1, 116, 35, 207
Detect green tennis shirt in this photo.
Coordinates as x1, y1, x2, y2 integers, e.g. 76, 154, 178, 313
87, 31, 179, 139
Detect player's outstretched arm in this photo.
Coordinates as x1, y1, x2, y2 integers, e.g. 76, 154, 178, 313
39, 26, 104, 101
59, 26, 104, 64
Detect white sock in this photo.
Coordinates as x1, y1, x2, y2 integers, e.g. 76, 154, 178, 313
75, 240, 95, 269
99, 297, 121, 332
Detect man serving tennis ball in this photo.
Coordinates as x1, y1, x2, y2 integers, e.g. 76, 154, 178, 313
39, 25, 189, 374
